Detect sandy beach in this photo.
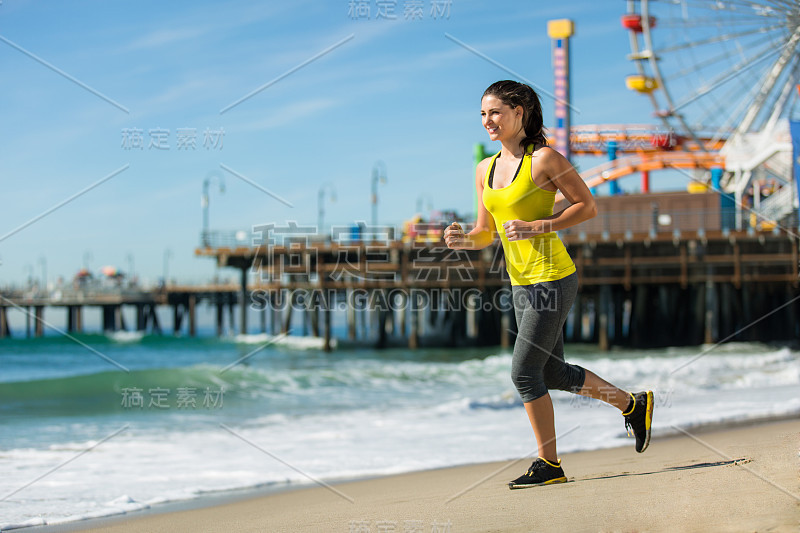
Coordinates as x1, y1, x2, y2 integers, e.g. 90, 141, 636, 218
30, 418, 799, 533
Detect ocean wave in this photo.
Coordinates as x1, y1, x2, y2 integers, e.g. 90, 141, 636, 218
232, 333, 338, 350
107, 331, 145, 343
2, 344, 797, 421
0, 365, 235, 418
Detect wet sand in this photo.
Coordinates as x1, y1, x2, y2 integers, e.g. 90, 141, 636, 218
32, 419, 800, 533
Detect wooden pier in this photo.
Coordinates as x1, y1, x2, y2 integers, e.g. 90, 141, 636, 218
191, 227, 798, 350
1, 191, 797, 350
0, 286, 239, 339
193, 191, 799, 350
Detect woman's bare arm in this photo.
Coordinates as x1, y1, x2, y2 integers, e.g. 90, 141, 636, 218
504, 148, 596, 241
444, 158, 497, 249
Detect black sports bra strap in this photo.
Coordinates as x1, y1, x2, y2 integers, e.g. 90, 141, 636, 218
488, 152, 525, 189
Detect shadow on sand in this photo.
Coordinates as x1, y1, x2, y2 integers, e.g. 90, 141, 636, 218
576, 458, 752, 483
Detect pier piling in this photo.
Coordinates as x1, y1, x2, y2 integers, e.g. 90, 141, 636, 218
0, 306, 10, 338
34, 306, 44, 337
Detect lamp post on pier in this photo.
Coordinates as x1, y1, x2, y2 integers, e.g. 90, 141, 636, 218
127, 253, 135, 285
371, 161, 387, 229
38, 256, 47, 294
163, 248, 172, 287
416, 194, 433, 216
317, 182, 337, 239
202, 170, 225, 247
25, 264, 33, 289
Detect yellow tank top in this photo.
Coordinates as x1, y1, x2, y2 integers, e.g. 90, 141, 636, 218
481, 146, 576, 286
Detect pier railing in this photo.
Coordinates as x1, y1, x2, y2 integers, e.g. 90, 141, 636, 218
3, 228, 797, 348
200, 230, 255, 249
559, 206, 738, 239
557, 190, 798, 238
2, 285, 159, 306
201, 206, 788, 250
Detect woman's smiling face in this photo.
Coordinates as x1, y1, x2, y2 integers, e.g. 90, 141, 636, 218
480, 94, 522, 142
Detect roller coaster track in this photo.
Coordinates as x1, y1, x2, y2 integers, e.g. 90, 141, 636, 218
555, 150, 725, 202
561, 124, 726, 156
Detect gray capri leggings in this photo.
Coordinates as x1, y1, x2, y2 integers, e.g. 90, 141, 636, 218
510, 271, 586, 403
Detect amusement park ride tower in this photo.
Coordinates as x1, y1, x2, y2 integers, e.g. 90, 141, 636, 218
547, 18, 574, 165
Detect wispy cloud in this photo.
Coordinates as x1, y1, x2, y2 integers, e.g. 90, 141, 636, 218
136, 78, 224, 114
230, 97, 340, 132
219, 34, 354, 114
124, 27, 213, 51
117, 1, 314, 54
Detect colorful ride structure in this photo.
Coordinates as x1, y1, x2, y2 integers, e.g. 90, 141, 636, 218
466, 5, 799, 238
544, 2, 800, 232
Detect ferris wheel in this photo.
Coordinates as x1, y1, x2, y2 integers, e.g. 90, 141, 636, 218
622, 0, 800, 227
624, 0, 800, 147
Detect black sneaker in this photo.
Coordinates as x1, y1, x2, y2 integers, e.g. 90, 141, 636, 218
623, 391, 654, 453
508, 457, 567, 489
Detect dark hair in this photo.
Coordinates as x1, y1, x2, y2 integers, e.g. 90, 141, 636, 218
482, 80, 547, 151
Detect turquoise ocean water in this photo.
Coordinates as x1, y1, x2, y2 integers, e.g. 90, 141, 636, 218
1, 330, 798, 529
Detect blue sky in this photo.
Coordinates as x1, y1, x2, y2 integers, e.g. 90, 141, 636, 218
1, 0, 664, 285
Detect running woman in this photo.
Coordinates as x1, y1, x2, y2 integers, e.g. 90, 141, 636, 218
443, 80, 653, 489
